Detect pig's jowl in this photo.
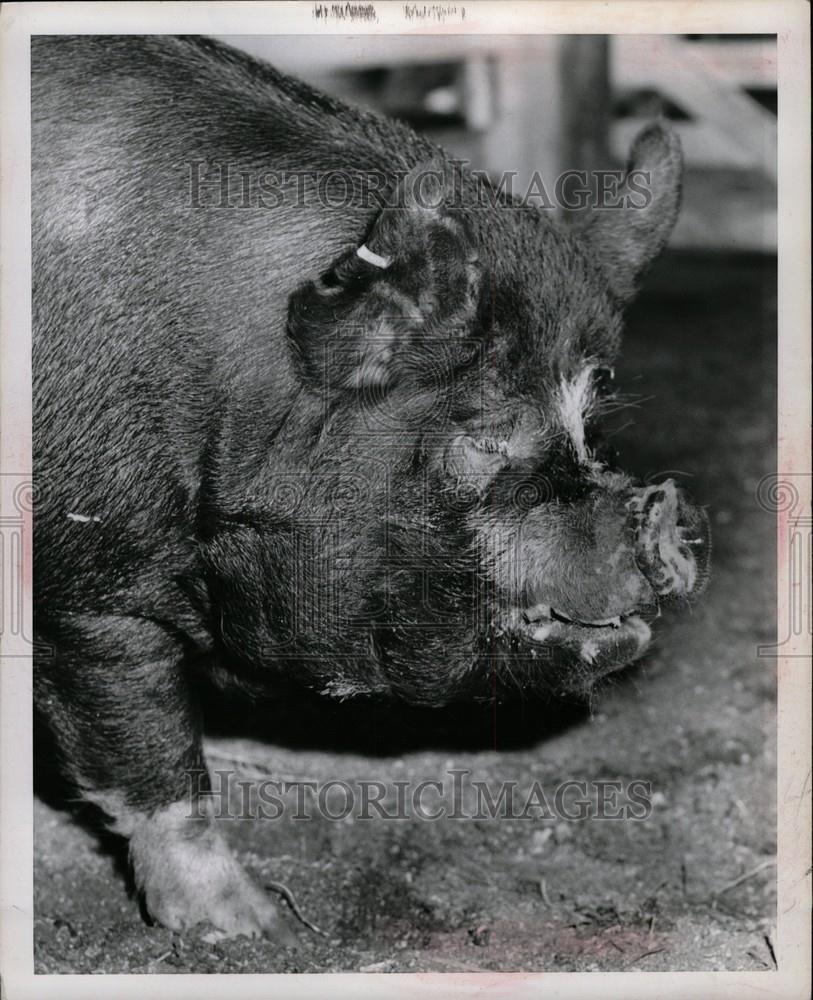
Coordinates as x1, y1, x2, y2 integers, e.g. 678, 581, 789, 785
32, 36, 710, 938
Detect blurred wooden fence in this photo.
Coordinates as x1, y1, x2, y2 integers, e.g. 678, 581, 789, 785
224, 33, 777, 250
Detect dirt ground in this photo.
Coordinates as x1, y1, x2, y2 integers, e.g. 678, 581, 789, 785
33, 250, 778, 974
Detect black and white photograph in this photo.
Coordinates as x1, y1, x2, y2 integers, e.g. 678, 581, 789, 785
0, 2, 810, 995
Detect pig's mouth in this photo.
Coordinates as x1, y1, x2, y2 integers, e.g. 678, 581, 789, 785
506, 603, 651, 651
494, 602, 654, 690
491, 480, 710, 688
525, 603, 634, 630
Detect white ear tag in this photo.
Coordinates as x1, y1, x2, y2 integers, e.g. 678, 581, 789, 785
356, 244, 391, 270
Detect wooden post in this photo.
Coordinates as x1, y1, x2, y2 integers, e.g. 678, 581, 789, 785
481, 36, 611, 217
480, 36, 564, 210
559, 36, 611, 178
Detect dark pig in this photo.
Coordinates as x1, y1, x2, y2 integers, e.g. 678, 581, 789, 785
32, 36, 710, 938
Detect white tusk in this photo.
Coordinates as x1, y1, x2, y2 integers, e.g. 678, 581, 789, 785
356, 244, 391, 270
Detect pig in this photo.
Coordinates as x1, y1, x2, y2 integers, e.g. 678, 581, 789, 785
32, 35, 710, 939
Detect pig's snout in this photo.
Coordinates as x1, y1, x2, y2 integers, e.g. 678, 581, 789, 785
628, 480, 710, 598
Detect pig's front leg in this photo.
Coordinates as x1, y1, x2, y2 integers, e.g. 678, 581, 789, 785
35, 612, 294, 941
128, 798, 293, 940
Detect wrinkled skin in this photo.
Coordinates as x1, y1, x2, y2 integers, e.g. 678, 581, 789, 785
32, 36, 710, 939
212, 143, 710, 706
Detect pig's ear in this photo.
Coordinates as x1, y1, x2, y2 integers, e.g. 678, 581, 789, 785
287, 161, 482, 390
581, 123, 682, 303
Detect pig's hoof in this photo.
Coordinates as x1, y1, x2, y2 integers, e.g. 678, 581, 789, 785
142, 858, 294, 941
129, 803, 297, 942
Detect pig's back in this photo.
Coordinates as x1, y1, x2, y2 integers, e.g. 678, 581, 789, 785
31, 35, 433, 607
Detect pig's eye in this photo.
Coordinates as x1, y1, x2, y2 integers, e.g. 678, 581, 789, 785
443, 433, 511, 483
595, 441, 620, 466
594, 365, 615, 395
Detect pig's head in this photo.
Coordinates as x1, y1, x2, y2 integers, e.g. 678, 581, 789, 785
208, 125, 710, 706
